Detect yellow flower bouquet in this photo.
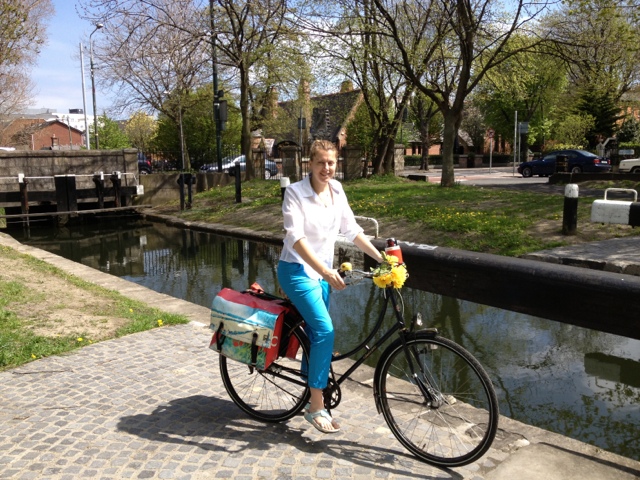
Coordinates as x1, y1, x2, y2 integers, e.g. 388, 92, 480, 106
372, 252, 408, 289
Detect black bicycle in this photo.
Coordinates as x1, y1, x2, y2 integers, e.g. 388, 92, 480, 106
219, 268, 499, 468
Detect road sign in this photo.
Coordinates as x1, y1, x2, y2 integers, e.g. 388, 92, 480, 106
487, 128, 495, 138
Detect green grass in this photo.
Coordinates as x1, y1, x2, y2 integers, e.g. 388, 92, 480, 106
172, 175, 640, 256
0, 245, 190, 371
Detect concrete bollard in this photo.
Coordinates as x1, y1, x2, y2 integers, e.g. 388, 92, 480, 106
563, 184, 579, 235
280, 177, 290, 201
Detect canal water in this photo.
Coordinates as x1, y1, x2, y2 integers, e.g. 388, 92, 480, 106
9, 217, 640, 461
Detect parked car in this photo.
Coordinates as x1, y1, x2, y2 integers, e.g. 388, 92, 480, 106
618, 157, 640, 174
137, 152, 152, 174
200, 155, 279, 179
517, 149, 611, 177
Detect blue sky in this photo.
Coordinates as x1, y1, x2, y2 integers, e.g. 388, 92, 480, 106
28, 0, 111, 114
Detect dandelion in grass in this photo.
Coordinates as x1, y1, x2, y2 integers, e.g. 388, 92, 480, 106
157, 319, 164, 327
77, 337, 83, 342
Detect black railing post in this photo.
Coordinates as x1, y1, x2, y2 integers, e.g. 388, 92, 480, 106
234, 162, 241, 203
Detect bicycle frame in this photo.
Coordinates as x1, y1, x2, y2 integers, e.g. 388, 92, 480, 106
274, 282, 439, 408
328, 288, 401, 382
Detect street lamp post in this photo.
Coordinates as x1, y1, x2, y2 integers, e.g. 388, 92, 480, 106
210, 0, 222, 172
79, 42, 90, 149
89, 23, 104, 149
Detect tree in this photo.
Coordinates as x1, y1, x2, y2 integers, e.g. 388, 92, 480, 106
294, 1, 415, 175
410, 93, 442, 170
79, 0, 213, 170
618, 115, 640, 144
475, 39, 567, 156
91, 114, 131, 149
125, 112, 157, 152
544, 1, 640, 145
554, 113, 595, 148
364, 0, 557, 186
152, 83, 242, 168
0, 0, 53, 116
212, 0, 295, 179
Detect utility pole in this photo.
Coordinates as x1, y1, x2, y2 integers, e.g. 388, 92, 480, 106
89, 23, 104, 149
210, 0, 222, 172
79, 43, 90, 149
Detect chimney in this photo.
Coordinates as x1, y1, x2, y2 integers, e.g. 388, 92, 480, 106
268, 86, 278, 119
340, 80, 354, 93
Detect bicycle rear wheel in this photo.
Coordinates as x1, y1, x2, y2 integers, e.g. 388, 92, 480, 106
375, 333, 499, 467
219, 323, 310, 422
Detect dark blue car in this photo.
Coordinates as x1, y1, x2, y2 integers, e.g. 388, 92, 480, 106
518, 149, 611, 177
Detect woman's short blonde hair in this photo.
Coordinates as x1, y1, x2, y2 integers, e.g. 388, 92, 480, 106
309, 140, 337, 161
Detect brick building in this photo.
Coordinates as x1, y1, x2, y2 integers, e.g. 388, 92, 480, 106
0, 118, 84, 150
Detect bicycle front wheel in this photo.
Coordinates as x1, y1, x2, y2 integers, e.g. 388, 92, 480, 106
219, 324, 310, 422
375, 333, 499, 467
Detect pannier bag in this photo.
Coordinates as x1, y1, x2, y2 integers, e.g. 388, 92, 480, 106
209, 286, 289, 370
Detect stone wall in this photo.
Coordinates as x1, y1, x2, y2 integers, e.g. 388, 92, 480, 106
0, 149, 138, 194
135, 172, 236, 206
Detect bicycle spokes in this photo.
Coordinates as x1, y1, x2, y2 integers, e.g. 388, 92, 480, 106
376, 334, 499, 467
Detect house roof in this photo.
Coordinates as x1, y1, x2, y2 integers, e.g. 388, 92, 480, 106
0, 118, 84, 149
260, 88, 364, 148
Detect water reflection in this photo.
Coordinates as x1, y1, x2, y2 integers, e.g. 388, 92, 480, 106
8, 218, 639, 461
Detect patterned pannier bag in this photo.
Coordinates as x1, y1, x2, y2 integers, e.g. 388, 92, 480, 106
209, 285, 291, 371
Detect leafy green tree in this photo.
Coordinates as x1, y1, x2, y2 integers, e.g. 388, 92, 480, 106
152, 84, 242, 169
618, 116, 640, 143
475, 37, 567, 157
213, 0, 297, 179
125, 112, 157, 152
361, 0, 555, 186
575, 85, 623, 146
545, 1, 640, 145
554, 113, 595, 148
90, 115, 131, 150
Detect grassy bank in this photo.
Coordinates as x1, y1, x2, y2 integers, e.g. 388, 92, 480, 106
171, 175, 640, 257
0, 245, 189, 371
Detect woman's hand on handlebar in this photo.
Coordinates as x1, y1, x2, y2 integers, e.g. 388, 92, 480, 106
323, 268, 347, 290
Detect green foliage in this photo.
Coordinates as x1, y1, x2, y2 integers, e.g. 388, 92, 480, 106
575, 85, 624, 145
553, 113, 595, 148
125, 112, 157, 151
345, 99, 378, 157
90, 114, 131, 149
618, 116, 640, 143
152, 84, 242, 169
475, 35, 567, 150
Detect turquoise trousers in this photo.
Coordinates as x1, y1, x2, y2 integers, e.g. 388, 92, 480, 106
277, 261, 333, 390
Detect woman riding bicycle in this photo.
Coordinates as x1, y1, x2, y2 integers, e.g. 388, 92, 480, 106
277, 139, 383, 434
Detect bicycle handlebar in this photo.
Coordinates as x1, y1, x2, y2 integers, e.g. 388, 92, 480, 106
338, 266, 374, 285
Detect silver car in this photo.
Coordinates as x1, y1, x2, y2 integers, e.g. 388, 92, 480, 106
200, 155, 279, 179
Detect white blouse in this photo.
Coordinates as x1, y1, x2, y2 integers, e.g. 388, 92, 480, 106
280, 175, 363, 280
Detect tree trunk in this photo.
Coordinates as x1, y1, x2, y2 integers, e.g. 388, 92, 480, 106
440, 110, 460, 187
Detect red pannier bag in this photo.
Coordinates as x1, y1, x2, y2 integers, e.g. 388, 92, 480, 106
209, 284, 298, 370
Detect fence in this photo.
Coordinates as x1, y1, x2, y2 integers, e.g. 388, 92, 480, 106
142, 144, 407, 181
